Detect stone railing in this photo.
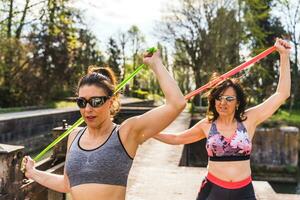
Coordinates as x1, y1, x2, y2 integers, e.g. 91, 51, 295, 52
0, 106, 153, 154
0, 122, 67, 200
0, 108, 81, 154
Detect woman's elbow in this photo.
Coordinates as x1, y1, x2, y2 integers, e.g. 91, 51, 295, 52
62, 182, 71, 193
174, 97, 187, 111
63, 186, 71, 193
285, 94, 290, 101
172, 137, 184, 145
276, 90, 290, 102
282, 91, 290, 101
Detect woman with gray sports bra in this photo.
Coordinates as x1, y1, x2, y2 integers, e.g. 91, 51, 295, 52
22, 50, 186, 200
154, 38, 291, 200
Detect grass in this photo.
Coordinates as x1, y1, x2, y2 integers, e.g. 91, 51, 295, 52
269, 109, 300, 127
47, 100, 76, 109
146, 93, 164, 105
0, 100, 76, 114
0, 107, 28, 113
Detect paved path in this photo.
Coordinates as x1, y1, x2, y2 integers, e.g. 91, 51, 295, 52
127, 110, 203, 200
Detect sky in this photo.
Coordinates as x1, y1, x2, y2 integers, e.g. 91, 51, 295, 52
73, 0, 299, 56
73, 0, 171, 49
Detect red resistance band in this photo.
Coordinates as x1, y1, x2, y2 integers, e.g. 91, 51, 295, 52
184, 46, 276, 100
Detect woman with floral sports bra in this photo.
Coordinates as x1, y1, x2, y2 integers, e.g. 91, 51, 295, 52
154, 38, 291, 200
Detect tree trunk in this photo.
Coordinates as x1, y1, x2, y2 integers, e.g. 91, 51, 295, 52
16, 0, 30, 39
289, 41, 299, 112
192, 68, 202, 107
7, 0, 13, 38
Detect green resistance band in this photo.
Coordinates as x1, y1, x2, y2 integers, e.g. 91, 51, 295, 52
26, 47, 157, 165
115, 47, 157, 92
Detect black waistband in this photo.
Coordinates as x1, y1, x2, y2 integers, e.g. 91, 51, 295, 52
209, 155, 250, 162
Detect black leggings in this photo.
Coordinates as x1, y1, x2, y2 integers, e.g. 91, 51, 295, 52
196, 178, 256, 200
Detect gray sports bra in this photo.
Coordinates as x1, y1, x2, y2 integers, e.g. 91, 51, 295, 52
65, 124, 133, 187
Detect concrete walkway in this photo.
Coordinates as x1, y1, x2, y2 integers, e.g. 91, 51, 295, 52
126, 110, 300, 200
126, 110, 203, 200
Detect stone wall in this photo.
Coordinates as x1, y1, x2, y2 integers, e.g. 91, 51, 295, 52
251, 126, 299, 182
0, 105, 153, 154
0, 109, 81, 154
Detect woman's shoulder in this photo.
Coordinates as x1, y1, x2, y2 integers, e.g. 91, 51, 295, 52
194, 117, 212, 131
67, 127, 85, 147
70, 126, 85, 136
190, 117, 212, 138
198, 117, 212, 126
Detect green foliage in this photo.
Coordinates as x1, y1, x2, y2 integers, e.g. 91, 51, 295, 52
127, 25, 145, 90
130, 89, 149, 99
0, 0, 105, 107
161, 0, 289, 108
107, 37, 122, 79
0, 0, 297, 111
205, 8, 242, 74
270, 109, 300, 127
147, 93, 163, 103
47, 100, 76, 109
0, 107, 28, 114
161, 0, 243, 105
74, 29, 105, 77
0, 100, 76, 114
242, 0, 287, 103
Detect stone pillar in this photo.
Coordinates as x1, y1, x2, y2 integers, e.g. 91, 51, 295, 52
51, 120, 69, 163
48, 120, 69, 200
48, 190, 65, 200
0, 144, 24, 200
280, 126, 299, 166
251, 126, 299, 182
252, 126, 299, 166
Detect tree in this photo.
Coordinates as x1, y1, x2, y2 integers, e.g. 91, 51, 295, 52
26, 0, 83, 102
72, 28, 105, 85
242, 0, 287, 104
158, 0, 243, 106
205, 8, 241, 74
276, 0, 300, 110
117, 31, 129, 80
107, 37, 121, 79
159, 0, 206, 106
0, 0, 40, 106
127, 25, 145, 90
0, 0, 106, 107
173, 39, 194, 95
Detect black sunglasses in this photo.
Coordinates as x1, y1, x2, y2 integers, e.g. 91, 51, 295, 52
216, 95, 236, 102
76, 96, 110, 108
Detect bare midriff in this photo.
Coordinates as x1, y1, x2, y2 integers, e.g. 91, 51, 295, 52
70, 184, 126, 200
207, 159, 251, 182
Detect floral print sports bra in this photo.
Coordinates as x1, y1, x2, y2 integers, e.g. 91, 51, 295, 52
206, 121, 252, 161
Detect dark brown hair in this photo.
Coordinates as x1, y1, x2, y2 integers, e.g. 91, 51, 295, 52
207, 78, 247, 122
77, 65, 120, 116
